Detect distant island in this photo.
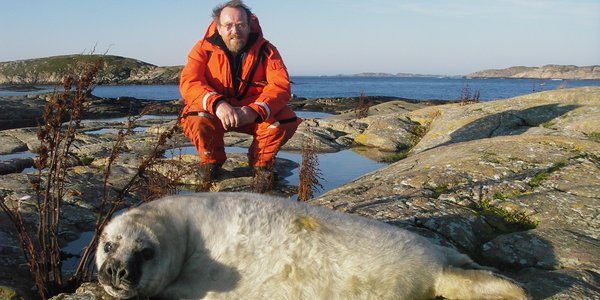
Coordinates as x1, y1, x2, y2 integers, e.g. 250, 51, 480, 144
466, 65, 599, 80
0, 55, 180, 86
0, 55, 598, 86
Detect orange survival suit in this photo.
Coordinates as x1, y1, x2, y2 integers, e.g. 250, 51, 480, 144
179, 15, 301, 168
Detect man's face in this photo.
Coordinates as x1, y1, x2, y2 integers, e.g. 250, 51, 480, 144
217, 7, 251, 54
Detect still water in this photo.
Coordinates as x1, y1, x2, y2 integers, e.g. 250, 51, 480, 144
90, 77, 600, 101
3, 76, 599, 101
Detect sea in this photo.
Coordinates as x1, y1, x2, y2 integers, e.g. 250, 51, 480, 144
2, 76, 599, 101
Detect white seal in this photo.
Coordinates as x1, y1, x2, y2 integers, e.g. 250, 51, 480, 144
96, 192, 527, 299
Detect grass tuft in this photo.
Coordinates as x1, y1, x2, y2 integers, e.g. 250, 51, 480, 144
474, 199, 538, 232
529, 162, 566, 188
379, 151, 408, 164
589, 132, 600, 143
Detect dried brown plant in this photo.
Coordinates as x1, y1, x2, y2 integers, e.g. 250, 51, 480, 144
0, 56, 103, 298
252, 162, 274, 194
355, 93, 370, 119
459, 84, 481, 106
297, 137, 323, 201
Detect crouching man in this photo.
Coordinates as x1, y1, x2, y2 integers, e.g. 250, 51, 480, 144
179, 0, 301, 192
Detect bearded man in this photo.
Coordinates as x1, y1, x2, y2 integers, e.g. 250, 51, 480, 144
179, 0, 301, 191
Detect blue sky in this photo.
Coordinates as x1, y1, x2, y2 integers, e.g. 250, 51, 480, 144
1, 0, 598, 76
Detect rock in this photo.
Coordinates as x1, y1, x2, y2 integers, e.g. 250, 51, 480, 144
0, 94, 182, 130
49, 282, 110, 300
0, 96, 46, 129
289, 95, 435, 115
513, 268, 600, 299
410, 87, 600, 154
0, 285, 27, 300
150, 153, 298, 197
467, 65, 600, 80
353, 114, 422, 151
0, 135, 29, 155
284, 99, 438, 153
0, 128, 40, 152
284, 122, 347, 152
482, 228, 600, 271
0, 158, 34, 175
309, 87, 600, 299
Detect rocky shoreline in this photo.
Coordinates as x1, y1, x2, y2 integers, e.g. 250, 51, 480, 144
0, 87, 599, 299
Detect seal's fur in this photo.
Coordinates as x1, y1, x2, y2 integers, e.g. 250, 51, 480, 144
96, 192, 527, 299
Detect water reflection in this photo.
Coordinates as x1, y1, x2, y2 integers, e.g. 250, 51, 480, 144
80, 115, 178, 124
84, 127, 147, 135
167, 146, 385, 198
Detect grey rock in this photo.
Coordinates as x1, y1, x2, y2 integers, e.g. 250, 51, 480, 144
309, 87, 600, 299
514, 268, 600, 299
0, 135, 29, 155
49, 282, 110, 300
353, 114, 422, 151
410, 86, 600, 153
482, 228, 600, 272
0, 158, 34, 175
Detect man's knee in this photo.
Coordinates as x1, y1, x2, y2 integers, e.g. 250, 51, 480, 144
181, 113, 222, 137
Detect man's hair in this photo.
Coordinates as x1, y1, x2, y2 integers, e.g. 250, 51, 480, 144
212, 0, 253, 25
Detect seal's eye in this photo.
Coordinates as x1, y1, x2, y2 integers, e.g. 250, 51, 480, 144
103, 242, 114, 253
140, 248, 154, 261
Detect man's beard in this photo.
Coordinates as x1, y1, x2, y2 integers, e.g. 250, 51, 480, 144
226, 35, 246, 54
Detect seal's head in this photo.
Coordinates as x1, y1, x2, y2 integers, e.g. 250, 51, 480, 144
95, 211, 166, 299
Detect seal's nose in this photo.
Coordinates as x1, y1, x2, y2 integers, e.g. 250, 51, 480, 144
108, 262, 128, 282
99, 255, 143, 289
102, 258, 132, 286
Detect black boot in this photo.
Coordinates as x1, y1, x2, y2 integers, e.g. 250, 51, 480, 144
197, 163, 222, 191
252, 166, 274, 193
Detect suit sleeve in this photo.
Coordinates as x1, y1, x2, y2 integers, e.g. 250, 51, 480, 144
179, 41, 223, 115
246, 44, 292, 122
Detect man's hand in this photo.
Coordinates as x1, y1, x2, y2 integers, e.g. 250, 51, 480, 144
215, 101, 239, 130
235, 106, 259, 127
215, 101, 258, 130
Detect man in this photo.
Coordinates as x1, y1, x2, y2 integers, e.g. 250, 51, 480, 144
179, 0, 300, 191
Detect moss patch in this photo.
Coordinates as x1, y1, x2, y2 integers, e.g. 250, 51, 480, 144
541, 120, 556, 128
77, 154, 95, 166
529, 161, 566, 187
431, 185, 450, 198
379, 151, 408, 164
474, 198, 538, 232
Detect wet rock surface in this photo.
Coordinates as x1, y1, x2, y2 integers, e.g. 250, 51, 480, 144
0, 87, 598, 299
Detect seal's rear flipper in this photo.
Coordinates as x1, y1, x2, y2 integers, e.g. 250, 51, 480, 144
435, 266, 528, 300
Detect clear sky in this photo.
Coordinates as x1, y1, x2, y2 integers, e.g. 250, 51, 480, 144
1, 0, 599, 76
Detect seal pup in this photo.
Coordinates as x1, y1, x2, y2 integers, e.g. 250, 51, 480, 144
96, 192, 528, 299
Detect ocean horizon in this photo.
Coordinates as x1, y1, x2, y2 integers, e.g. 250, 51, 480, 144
2, 76, 600, 101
